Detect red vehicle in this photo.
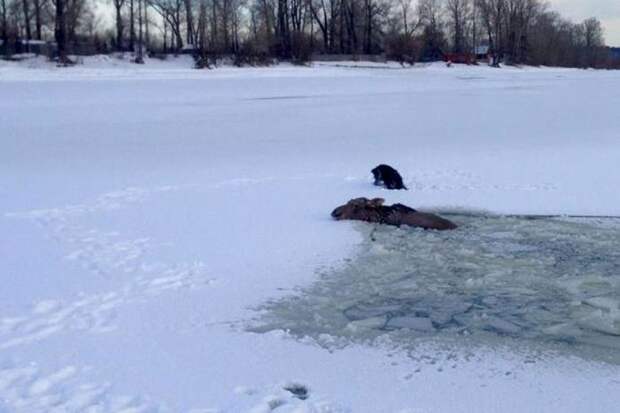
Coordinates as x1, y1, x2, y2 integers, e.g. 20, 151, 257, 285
443, 52, 475, 65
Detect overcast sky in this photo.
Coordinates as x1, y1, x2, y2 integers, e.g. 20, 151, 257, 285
550, 0, 620, 46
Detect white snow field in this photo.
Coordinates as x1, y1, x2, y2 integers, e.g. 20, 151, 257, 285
1, 56, 620, 412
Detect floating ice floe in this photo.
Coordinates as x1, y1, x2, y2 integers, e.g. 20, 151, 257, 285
252, 215, 620, 362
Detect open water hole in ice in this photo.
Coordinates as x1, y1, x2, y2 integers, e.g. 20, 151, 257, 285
251, 215, 620, 363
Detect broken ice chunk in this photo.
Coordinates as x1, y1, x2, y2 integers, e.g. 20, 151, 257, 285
386, 317, 435, 332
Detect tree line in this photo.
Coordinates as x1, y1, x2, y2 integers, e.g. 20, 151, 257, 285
0, 0, 616, 68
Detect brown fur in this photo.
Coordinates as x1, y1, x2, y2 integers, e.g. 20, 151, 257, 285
331, 198, 457, 231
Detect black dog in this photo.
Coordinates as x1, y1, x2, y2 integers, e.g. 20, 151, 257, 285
371, 164, 407, 190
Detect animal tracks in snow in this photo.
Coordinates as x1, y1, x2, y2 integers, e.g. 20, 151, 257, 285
1, 362, 342, 413
2, 185, 213, 349
6, 186, 192, 221
1, 184, 217, 411
0, 362, 163, 413
0, 261, 210, 350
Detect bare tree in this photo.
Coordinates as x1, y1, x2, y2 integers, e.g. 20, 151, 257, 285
32, 0, 46, 39
581, 17, 604, 67
65, 0, 87, 46
446, 0, 469, 53
54, 0, 69, 63
151, 0, 184, 50
196, 0, 208, 61
476, 0, 504, 65
276, 0, 290, 56
112, 0, 126, 50
184, 0, 194, 45
307, 0, 339, 52
418, 0, 446, 58
397, 0, 419, 36
1, 0, 8, 50
130, 0, 135, 50
135, 0, 144, 61
363, 0, 375, 53
582, 17, 604, 49
22, 0, 32, 42
144, 0, 150, 50
501, 0, 538, 64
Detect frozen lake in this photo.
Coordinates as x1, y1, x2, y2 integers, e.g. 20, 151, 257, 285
1, 57, 620, 412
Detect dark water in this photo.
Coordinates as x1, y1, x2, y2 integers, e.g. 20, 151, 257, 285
251, 215, 620, 363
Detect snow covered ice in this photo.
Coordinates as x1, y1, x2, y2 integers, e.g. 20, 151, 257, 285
1, 57, 620, 412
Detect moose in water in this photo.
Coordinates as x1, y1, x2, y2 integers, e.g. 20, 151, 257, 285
331, 198, 457, 231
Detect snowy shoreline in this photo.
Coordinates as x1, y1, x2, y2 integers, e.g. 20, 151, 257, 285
2, 60, 620, 412
1, 53, 615, 81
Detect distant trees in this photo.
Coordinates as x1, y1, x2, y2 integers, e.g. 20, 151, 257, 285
0, 0, 614, 68
526, 10, 609, 68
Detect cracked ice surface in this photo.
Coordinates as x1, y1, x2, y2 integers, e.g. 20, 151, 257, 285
253, 215, 620, 362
